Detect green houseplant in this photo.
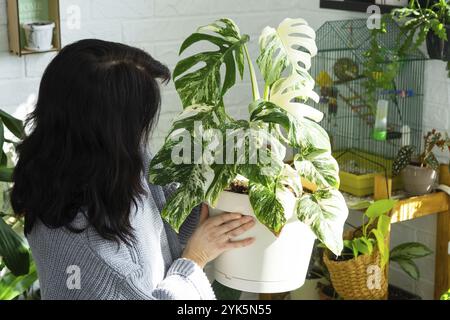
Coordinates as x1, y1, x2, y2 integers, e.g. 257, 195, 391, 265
392, 129, 450, 195
324, 199, 433, 300
324, 199, 396, 300
392, 0, 450, 59
0, 109, 38, 300
148, 18, 348, 292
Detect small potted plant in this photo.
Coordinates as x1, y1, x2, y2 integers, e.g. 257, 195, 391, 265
149, 18, 348, 293
22, 21, 55, 52
391, 0, 450, 60
392, 129, 450, 195
324, 199, 396, 300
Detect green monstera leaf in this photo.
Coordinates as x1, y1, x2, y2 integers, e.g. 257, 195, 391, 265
173, 19, 249, 108
296, 189, 348, 255
149, 105, 231, 231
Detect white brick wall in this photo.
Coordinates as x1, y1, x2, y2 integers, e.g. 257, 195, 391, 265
0, 0, 446, 300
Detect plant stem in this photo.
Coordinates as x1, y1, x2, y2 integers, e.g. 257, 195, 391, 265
264, 84, 270, 101
244, 44, 260, 101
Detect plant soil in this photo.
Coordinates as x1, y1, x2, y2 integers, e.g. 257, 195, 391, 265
226, 179, 249, 194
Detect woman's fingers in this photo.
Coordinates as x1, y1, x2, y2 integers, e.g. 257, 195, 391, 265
208, 212, 243, 226
214, 215, 254, 236
225, 237, 255, 249
227, 219, 255, 238
217, 219, 256, 243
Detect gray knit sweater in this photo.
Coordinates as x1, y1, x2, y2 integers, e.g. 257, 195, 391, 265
27, 150, 216, 300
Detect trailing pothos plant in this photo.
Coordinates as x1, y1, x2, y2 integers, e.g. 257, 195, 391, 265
337, 199, 432, 279
149, 18, 348, 255
341, 200, 396, 267
0, 109, 39, 300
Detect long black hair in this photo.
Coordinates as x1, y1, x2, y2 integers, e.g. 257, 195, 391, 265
11, 39, 170, 243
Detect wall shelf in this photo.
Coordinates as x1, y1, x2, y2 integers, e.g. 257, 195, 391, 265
7, 0, 61, 57
320, 0, 402, 14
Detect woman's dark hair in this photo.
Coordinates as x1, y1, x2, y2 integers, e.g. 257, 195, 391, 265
11, 39, 170, 243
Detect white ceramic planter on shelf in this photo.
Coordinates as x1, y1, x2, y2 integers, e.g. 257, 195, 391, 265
23, 22, 55, 52
209, 191, 316, 293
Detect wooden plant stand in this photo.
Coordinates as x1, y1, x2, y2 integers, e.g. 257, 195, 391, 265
374, 166, 450, 300
259, 165, 450, 300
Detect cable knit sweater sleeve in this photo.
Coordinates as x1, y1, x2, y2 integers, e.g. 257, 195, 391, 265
118, 258, 215, 300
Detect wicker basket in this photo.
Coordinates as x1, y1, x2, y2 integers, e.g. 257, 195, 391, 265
323, 249, 388, 300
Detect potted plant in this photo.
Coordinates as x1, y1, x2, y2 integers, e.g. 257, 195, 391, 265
391, 0, 450, 60
324, 198, 433, 300
148, 18, 348, 293
324, 199, 396, 300
22, 21, 55, 52
392, 129, 450, 195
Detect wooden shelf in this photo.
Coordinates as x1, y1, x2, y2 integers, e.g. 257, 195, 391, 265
7, 0, 61, 57
320, 0, 402, 14
374, 165, 450, 300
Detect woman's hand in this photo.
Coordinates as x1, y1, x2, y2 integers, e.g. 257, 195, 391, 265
182, 204, 256, 268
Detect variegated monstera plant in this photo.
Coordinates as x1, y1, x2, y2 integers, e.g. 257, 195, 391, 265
149, 18, 348, 255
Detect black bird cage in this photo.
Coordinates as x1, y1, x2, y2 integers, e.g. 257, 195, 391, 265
311, 18, 426, 196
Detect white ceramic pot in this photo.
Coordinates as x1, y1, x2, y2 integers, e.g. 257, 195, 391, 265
23, 22, 55, 52
209, 191, 316, 293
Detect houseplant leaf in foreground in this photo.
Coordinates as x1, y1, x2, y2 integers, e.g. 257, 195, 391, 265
173, 19, 249, 108
0, 218, 30, 276
149, 105, 229, 231
250, 100, 338, 189
0, 261, 37, 300
296, 189, 348, 255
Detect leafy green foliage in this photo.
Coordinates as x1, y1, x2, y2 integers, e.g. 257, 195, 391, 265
341, 200, 396, 267
173, 19, 249, 108
0, 109, 38, 300
0, 218, 29, 276
150, 18, 348, 255
296, 189, 348, 256
390, 242, 433, 280
0, 260, 37, 300
392, 0, 450, 52
363, 17, 400, 116
441, 288, 450, 300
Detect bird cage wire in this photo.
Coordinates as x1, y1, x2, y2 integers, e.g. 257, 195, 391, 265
311, 18, 425, 178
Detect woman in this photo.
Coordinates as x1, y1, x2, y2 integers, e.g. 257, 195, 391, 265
11, 39, 255, 300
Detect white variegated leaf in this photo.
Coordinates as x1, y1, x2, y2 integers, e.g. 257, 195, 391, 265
296, 189, 348, 255
249, 182, 286, 235
294, 152, 340, 189
270, 74, 323, 122
257, 18, 317, 85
